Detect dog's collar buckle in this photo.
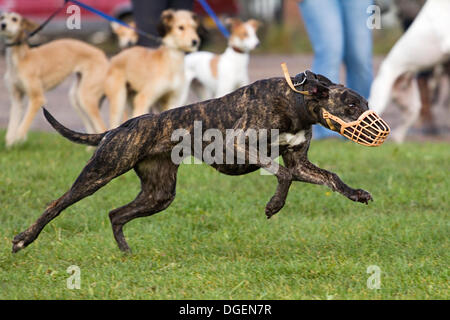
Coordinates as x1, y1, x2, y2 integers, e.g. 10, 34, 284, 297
281, 63, 310, 95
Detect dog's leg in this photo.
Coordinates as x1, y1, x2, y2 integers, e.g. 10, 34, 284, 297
215, 79, 237, 99
5, 86, 24, 147
76, 76, 107, 133
161, 90, 185, 110
194, 82, 213, 101
392, 79, 421, 142
109, 155, 178, 252
14, 84, 46, 144
132, 88, 160, 117
105, 69, 128, 129
224, 118, 293, 218
417, 74, 436, 133
282, 149, 372, 205
12, 131, 139, 253
69, 77, 95, 134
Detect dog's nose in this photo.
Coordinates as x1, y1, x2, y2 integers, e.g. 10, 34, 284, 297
192, 39, 198, 47
1, 23, 6, 30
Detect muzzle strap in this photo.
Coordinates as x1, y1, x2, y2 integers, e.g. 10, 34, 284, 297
323, 116, 337, 131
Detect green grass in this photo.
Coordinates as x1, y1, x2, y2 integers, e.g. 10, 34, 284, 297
0, 130, 448, 299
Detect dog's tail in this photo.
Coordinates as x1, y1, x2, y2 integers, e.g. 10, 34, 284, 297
43, 108, 107, 147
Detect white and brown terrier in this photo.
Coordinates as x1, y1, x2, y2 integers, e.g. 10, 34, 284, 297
0, 12, 109, 147
105, 9, 200, 129
184, 18, 261, 101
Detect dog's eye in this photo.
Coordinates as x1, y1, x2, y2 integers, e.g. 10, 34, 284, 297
178, 25, 185, 31
346, 107, 357, 116
12, 17, 17, 22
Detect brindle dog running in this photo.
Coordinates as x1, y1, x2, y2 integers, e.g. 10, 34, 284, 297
12, 71, 376, 254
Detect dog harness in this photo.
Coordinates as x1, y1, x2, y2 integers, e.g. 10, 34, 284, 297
281, 63, 390, 147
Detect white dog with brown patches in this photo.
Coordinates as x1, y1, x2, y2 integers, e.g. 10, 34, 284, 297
184, 18, 260, 101
0, 12, 109, 147
369, 0, 450, 142
105, 10, 200, 129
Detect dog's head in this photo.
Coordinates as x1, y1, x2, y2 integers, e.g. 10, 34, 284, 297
111, 21, 138, 49
226, 18, 261, 53
0, 12, 38, 43
291, 70, 390, 146
157, 9, 200, 53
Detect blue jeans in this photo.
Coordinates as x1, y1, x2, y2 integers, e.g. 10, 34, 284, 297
298, 0, 374, 139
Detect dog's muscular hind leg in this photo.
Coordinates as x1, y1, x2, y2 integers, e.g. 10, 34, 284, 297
109, 156, 178, 252
12, 148, 134, 253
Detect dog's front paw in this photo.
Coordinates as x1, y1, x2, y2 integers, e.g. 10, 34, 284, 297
265, 198, 285, 219
12, 231, 33, 253
349, 189, 373, 205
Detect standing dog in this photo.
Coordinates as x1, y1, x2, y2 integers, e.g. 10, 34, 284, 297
0, 12, 108, 147
184, 18, 260, 100
369, 0, 450, 142
105, 10, 200, 129
11, 69, 390, 254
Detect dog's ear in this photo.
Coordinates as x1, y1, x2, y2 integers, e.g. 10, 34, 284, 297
21, 17, 39, 33
110, 22, 120, 33
157, 9, 175, 37
300, 71, 329, 98
247, 19, 261, 31
191, 12, 200, 28
225, 17, 242, 31
316, 73, 334, 86
192, 13, 207, 42
304, 80, 330, 98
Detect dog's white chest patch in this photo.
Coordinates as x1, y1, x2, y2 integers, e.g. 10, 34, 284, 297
278, 130, 307, 147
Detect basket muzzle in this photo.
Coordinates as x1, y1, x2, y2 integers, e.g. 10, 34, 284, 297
322, 109, 390, 146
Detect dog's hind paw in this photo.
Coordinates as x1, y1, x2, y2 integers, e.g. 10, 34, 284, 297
349, 189, 373, 205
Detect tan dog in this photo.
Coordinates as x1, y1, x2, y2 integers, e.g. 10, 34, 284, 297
105, 9, 200, 129
111, 21, 138, 50
0, 12, 108, 147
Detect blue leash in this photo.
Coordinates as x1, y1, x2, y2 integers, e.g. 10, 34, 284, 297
196, 0, 230, 39
67, 0, 162, 44
25, 0, 230, 43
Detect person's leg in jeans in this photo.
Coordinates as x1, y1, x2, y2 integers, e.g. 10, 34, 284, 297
298, 0, 343, 139
131, 0, 194, 48
340, 0, 374, 99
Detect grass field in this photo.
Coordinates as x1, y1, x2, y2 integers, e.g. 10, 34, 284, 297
0, 130, 448, 299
